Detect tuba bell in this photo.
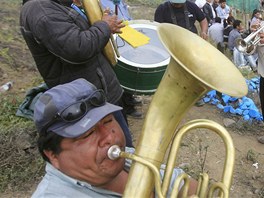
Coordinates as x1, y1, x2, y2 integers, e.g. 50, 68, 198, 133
108, 23, 248, 197
82, 0, 120, 67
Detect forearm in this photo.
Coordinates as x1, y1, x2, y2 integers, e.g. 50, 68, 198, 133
200, 19, 208, 39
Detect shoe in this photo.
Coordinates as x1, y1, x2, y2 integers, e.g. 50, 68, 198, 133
195, 99, 205, 107
132, 97, 142, 105
257, 136, 264, 144
126, 97, 142, 106
127, 110, 143, 119
249, 66, 257, 72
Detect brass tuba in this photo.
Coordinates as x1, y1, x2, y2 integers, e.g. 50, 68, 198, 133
82, 0, 120, 66
108, 23, 248, 197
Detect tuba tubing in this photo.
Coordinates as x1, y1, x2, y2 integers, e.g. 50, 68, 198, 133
166, 119, 234, 197
119, 23, 247, 197
82, 0, 119, 67
108, 119, 234, 197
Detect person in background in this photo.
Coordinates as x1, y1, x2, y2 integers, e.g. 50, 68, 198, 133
223, 16, 235, 43
246, 9, 262, 36
122, 92, 142, 119
203, 0, 217, 27
194, 0, 206, 10
31, 78, 198, 197
154, 0, 208, 40
99, 0, 143, 119
251, 20, 264, 144
228, 20, 257, 71
251, 9, 262, 26
208, 17, 224, 53
212, 0, 219, 13
215, 0, 231, 23
19, 0, 134, 147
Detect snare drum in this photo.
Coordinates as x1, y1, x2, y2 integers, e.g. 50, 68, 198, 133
114, 20, 170, 95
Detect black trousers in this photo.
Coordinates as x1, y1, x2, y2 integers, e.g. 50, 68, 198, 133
122, 92, 136, 115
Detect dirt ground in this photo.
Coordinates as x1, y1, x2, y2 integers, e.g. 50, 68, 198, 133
0, 0, 264, 197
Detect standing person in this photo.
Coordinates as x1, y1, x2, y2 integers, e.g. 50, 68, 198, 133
32, 78, 198, 197
212, 0, 219, 13
251, 21, 264, 144
202, 0, 216, 27
228, 19, 257, 70
154, 0, 208, 40
194, 0, 206, 9
215, 0, 231, 23
19, 0, 134, 147
208, 17, 224, 53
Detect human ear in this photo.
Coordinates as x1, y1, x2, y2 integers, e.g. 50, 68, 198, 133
44, 150, 60, 169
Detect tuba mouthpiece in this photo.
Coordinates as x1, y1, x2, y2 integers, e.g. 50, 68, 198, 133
107, 145, 121, 160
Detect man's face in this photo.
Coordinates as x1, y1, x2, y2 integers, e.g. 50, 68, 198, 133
255, 12, 261, 19
220, 2, 226, 8
49, 114, 126, 187
237, 23, 244, 32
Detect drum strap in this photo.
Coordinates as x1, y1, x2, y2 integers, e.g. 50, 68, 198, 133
168, 2, 191, 31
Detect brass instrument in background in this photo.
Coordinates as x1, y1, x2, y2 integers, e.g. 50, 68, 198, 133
235, 21, 264, 55
82, 0, 120, 66
108, 23, 248, 197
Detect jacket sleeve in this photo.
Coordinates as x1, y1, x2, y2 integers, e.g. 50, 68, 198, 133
202, 4, 211, 23
33, 11, 111, 64
154, 5, 165, 23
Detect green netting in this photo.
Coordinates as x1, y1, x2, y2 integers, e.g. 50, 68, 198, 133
227, 0, 261, 13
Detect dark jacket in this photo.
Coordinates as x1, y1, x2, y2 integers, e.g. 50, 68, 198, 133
202, 2, 214, 26
154, 1, 206, 34
20, 0, 123, 104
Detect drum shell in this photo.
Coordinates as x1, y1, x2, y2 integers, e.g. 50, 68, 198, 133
114, 61, 167, 95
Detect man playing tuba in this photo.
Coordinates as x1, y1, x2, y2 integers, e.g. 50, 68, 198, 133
31, 78, 198, 197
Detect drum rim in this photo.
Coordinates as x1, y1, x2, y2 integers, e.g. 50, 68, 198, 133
116, 22, 170, 68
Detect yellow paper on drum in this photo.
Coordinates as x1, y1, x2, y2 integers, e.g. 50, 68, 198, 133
119, 25, 150, 48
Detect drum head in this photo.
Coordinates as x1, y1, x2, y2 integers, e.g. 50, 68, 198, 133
116, 20, 170, 67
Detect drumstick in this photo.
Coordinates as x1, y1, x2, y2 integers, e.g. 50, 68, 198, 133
113, 0, 120, 15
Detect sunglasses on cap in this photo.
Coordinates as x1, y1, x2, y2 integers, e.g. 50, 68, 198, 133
41, 89, 106, 134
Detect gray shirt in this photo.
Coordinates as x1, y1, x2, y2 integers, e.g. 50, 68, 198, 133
257, 45, 264, 77
32, 148, 184, 198
208, 22, 224, 44
228, 28, 241, 51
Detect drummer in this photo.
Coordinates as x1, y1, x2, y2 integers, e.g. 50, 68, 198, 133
154, 0, 208, 40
